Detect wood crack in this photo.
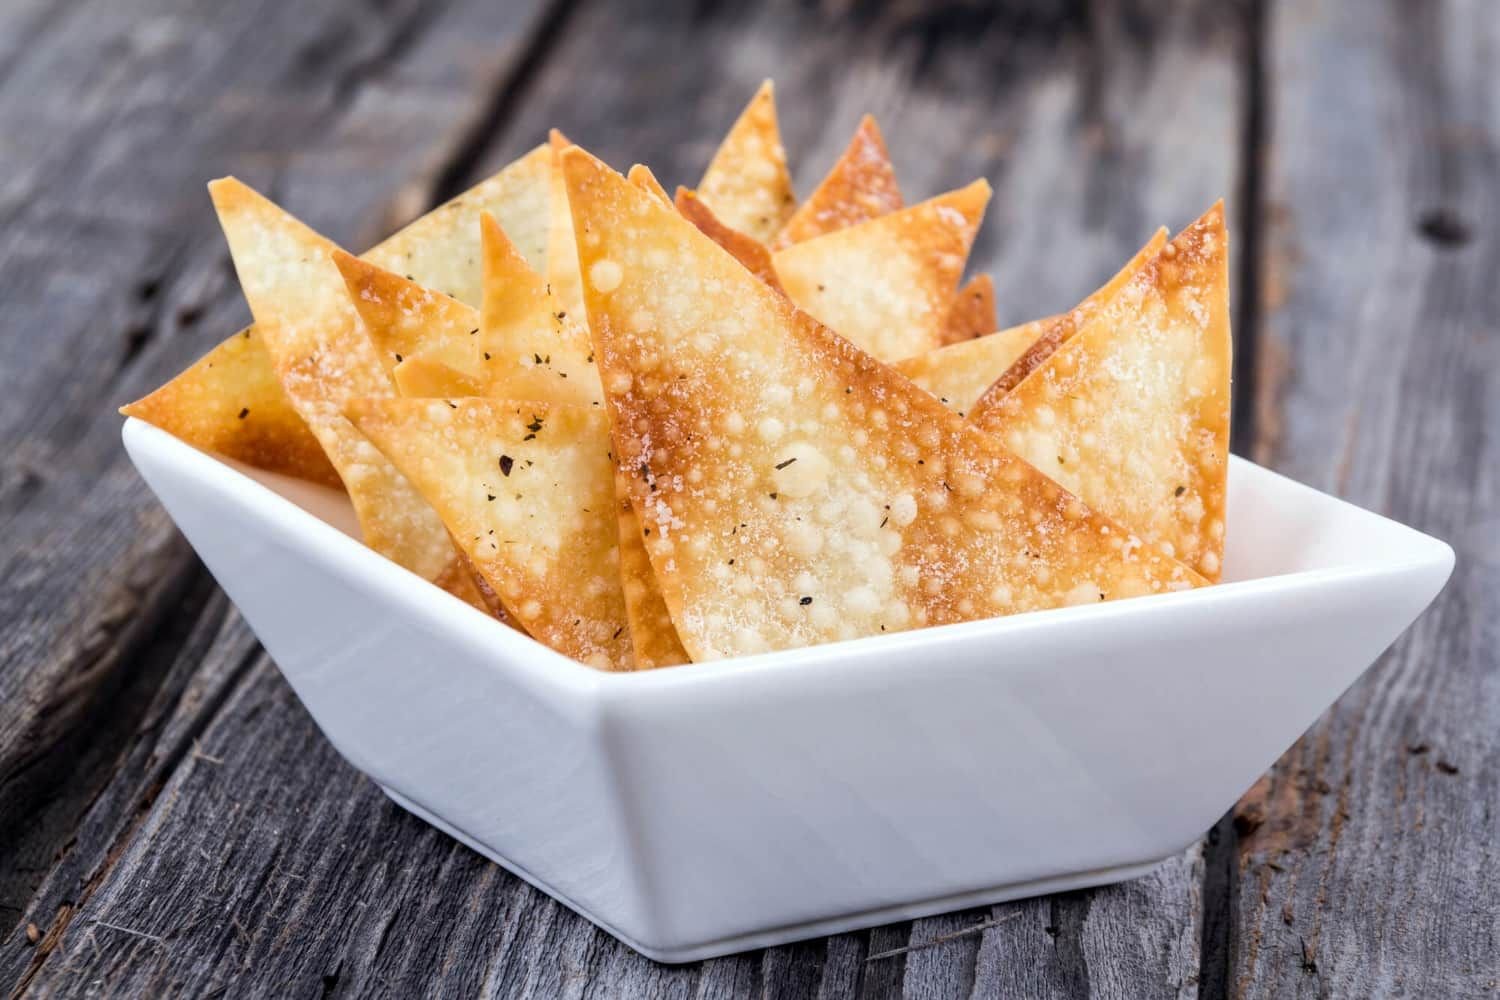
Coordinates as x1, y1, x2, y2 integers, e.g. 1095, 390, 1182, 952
1228, 0, 1269, 457
423, 0, 583, 207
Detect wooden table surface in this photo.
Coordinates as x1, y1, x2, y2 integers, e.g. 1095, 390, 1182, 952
1, 0, 1494, 996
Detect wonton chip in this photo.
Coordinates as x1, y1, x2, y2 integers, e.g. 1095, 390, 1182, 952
393, 357, 485, 398
208, 178, 481, 607
627, 164, 671, 204
615, 470, 691, 668
894, 319, 1048, 416
120, 328, 340, 488
697, 80, 796, 243
124, 146, 552, 484
334, 251, 481, 377
366, 144, 552, 303
969, 206, 1232, 580
941, 273, 997, 345
900, 233, 1168, 416
544, 130, 587, 325
347, 398, 634, 670
771, 181, 991, 362
972, 228, 1167, 406
771, 114, 902, 249
481, 213, 601, 406
675, 187, 785, 294
563, 147, 1201, 661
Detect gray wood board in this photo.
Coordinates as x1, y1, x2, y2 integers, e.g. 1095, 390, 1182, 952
0, 0, 554, 983
1220, 0, 1500, 996
25, 0, 1495, 997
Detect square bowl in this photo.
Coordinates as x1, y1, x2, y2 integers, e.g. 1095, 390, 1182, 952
122, 417, 1453, 962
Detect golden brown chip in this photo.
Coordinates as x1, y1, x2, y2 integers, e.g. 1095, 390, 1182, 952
393, 357, 486, 398
627, 164, 671, 204
615, 470, 691, 668
974, 228, 1168, 405
333, 251, 480, 377
674, 186, 785, 294
563, 147, 1201, 661
970, 207, 1231, 581
123, 147, 552, 485
940, 273, 997, 345
120, 328, 341, 489
893, 320, 1048, 416
697, 80, 796, 243
480, 213, 602, 406
771, 114, 902, 249
347, 397, 634, 670
208, 178, 479, 607
771, 181, 991, 362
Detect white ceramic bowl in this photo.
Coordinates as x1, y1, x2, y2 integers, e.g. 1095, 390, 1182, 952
122, 417, 1453, 962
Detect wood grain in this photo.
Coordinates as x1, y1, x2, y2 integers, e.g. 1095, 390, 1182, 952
0, 0, 552, 969
1222, 1, 1499, 996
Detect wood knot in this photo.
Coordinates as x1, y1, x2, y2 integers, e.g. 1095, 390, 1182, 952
1416, 209, 1472, 248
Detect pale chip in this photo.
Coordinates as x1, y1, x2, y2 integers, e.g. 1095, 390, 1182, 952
207, 178, 478, 607
969, 207, 1232, 581
894, 320, 1046, 416
771, 114, 902, 249
563, 147, 1201, 661
124, 146, 552, 484
697, 80, 796, 243
771, 180, 991, 362
347, 397, 635, 669
973, 228, 1168, 406
366, 144, 552, 302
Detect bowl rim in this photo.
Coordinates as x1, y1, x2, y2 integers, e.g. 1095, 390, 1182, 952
122, 416, 1456, 702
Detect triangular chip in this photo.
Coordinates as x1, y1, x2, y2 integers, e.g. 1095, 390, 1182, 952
893, 319, 1048, 416
481, 212, 601, 406
940, 273, 997, 345
697, 81, 795, 243
124, 147, 552, 483
333, 251, 481, 377
207, 178, 481, 607
771, 181, 990, 362
367, 144, 553, 301
563, 147, 1201, 661
347, 398, 634, 670
969, 206, 1232, 580
393, 357, 485, 398
120, 328, 340, 489
615, 470, 691, 668
674, 186, 785, 294
544, 130, 587, 324
627, 164, 671, 204
899, 233, 1168, 416
771, 114, 902, 249
972, 228, 1168, 406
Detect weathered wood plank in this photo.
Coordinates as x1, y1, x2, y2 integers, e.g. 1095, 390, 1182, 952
1224, 0, 1500, 995
2, 1, 1254, 997
0, 0, 552, 964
